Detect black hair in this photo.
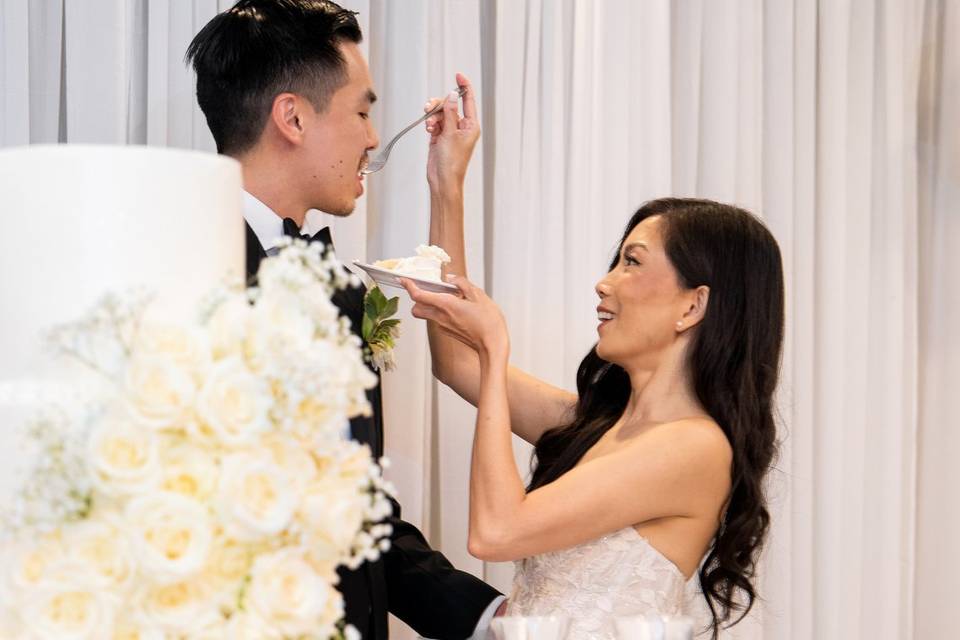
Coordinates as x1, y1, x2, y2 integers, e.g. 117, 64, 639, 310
186, 0, 362, 155
529, 198, 785, 638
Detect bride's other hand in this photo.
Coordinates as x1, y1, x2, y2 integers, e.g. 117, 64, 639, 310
400, 275, 508, 361
423, 72, 480, 193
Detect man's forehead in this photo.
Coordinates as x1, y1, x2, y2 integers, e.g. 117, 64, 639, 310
338, 42, 376, 101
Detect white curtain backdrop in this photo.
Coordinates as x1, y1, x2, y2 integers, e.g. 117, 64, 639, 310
1, 1, 957, 638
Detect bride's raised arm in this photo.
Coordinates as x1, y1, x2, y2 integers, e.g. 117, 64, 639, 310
422, 74, 575, 446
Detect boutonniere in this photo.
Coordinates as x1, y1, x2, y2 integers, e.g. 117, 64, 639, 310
362, 286, 400, 372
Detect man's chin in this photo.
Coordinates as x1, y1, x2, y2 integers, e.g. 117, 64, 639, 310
318, 200, 357, 217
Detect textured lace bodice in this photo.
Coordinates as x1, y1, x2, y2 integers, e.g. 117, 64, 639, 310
506, 527, 712, 639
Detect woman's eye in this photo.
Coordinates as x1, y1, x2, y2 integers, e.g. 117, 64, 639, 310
624, 255, 640, 266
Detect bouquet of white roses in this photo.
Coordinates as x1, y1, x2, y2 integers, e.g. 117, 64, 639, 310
0, 241, 393, 640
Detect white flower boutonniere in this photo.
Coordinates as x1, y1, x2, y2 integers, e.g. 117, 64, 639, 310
362, 287, 400, 372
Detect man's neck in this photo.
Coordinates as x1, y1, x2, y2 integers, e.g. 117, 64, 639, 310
239, 154, 308, 227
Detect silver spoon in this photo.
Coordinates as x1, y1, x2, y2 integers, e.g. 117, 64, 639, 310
361, 86, 467, 175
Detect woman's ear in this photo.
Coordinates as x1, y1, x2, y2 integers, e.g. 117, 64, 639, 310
677, 285, 710, 332
270, 93, 305, 145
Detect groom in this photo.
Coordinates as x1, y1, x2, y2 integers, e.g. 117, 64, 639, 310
187, 1, 503, 638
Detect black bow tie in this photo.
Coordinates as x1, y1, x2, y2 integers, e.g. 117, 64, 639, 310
282, 217, 333, 249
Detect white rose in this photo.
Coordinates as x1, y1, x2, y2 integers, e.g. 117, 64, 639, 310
159, 442, 220, 501
20, 570, 116, 640
206, 293, 252, 361
195, 358, 271, 448
134, 324, 211, 383
246, 548, 343, 638
65, 518, 136, 591
287, 397, 351, 448
109, 618, 164, 640
132, 578, 221, 635
126, 492, 213, 579
297, 479, 367, 559
261, 433, 318, 494
217, 452, 296, 541
201, 533, 257, 615
245, 290, 315, 369
88, 414, 160, 497
3, 532, 64, 590
224, 612, 281, 640
125, 355, 196, 430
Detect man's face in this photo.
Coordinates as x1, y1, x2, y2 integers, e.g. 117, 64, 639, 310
300, 41, 379, 216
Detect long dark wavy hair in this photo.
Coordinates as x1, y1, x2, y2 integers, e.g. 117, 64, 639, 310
528, 198, 784, 638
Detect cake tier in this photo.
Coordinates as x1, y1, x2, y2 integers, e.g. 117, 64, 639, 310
0, 144, 244, 502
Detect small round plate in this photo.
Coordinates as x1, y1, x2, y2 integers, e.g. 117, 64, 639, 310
352, 261, 460, 295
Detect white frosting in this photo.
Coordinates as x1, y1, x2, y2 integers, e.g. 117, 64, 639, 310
0, 144, 244, 505
374, 244, 451, 282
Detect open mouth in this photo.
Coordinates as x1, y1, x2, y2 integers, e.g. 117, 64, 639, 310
597, 309, 615, 330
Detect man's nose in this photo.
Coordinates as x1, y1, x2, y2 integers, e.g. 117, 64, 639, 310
367, 122, 380, 151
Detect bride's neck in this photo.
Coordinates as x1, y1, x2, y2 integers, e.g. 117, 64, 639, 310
621, 359, 705, 425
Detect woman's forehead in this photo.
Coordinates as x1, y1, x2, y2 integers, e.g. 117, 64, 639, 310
624, 216, 663, 249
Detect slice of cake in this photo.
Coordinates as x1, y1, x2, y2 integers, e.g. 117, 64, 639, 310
373, 245, 451, 283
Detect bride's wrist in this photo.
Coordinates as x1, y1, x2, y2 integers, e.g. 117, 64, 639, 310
478, 338, 509, 369
428, 176, 465, 199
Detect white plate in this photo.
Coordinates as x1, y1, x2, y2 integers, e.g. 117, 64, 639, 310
352, 261, 460, 295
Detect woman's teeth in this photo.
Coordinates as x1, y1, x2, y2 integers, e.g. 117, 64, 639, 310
598, 311, 614, 321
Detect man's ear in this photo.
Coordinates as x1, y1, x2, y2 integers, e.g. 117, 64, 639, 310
270, 93, 305, 145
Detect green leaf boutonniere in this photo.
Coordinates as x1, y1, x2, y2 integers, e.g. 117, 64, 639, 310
362, 286, 400, 372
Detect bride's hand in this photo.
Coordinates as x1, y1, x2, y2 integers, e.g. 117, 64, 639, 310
400, 275, 508, 361
423, 72, 480, 193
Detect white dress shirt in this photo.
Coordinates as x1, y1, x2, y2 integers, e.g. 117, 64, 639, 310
242, 190, 504, 637
242, 190, 288, 253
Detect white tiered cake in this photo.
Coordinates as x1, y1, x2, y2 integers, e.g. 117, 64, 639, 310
0, 144, 244, 504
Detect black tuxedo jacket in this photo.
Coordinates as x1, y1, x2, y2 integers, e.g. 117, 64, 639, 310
246, 223, 500, 639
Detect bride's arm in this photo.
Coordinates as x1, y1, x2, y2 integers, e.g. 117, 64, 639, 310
424, 76, 575, 445
402, 276, 733, 563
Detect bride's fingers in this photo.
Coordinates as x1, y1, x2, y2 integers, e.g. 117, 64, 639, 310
440, 90, 461, 135
401, 278, 460, 307
424, 98, 443, 133
443, 274, 480, 300
456, 72, 477, 127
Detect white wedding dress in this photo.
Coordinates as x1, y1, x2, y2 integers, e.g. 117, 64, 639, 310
506, 527, 713, 639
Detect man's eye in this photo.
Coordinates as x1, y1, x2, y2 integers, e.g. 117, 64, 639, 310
359, 113, 369, 120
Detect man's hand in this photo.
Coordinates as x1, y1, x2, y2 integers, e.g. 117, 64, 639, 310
424, 72, 480, 194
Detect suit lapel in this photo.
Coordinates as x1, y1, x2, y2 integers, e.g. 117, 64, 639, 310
245, 221, 268, 283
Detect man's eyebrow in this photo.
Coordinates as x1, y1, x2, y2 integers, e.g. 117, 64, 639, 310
366, 89, 378, 105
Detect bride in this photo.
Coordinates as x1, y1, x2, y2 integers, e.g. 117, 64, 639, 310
407, 76, 784, 639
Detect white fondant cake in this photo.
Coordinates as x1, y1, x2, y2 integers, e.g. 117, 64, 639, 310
0, 144, 244, 504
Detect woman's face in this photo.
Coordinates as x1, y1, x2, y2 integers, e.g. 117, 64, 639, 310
594, 215, 695, 369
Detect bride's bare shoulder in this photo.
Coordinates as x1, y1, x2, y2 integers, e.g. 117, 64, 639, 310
635, 417, 733, 472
